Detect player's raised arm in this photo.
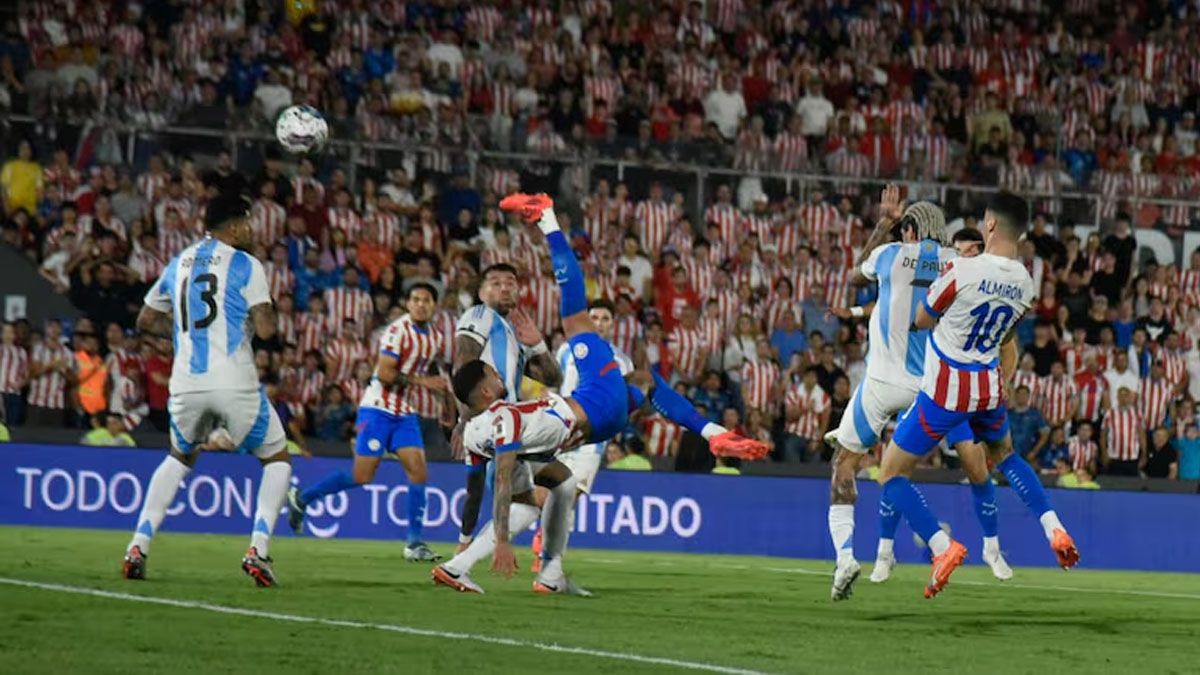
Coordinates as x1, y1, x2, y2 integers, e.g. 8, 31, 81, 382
852, 184, 904, 285
489, 405, 522, 578
512, 307, 562, 387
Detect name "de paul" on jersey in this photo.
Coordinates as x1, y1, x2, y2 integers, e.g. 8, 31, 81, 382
900, 257, 944, 272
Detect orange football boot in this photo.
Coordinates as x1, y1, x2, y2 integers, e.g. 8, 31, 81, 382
924, 540, 968, 599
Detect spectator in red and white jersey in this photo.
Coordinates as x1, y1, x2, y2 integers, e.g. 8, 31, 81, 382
739, 339, 780, 417
26, 320, 75, 428
1074, 354, 1109, 425
782, 366, 830, 462
324, 267, 373, 337
109, 357, 148, 432
1138, 361, 1174, 431
324, 319, 368, 383
252, 180, 288, 248
634, 182, 678, 259
127, 230, 166, 286
1101, 387, 1145, 476
1068, 422, 1099, 476
1011, 352, 1041, 401
1038, 361, 1078, 429
0, 322, 29, 426
667, 306, 711, 385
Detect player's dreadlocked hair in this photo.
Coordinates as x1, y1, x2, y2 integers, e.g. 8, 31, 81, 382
900, 201, 948, 245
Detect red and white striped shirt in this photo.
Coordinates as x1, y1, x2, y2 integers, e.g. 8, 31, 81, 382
785, 383, 830, 438
297, 369, 326, 407
252, 198, 288, 247
324, 338, 368, 383
1011, 369, 1041, 400
27, 341, 73, 408
359, 315, 446, 417
291, 177, 324, 206
1074, 372, 1108, 421
522, 277, 561, 336
324, 286, 374, 335
612, 315, 642, 359
1068, 437, 1098, 472
327, 207, 363, 240
0, 344, 27, 394
635, 200, 679, 257
128, 247, 166, 285
1038, 375, 1078, 424
644, 415, 683, 457
1102, 407, 1144, 461
1138, 377, 1174, 429
798, 202, 839, 245
740, 361, 780, 412
364, 210, 402, 251
668, 326, 710, 382
705, 202, 742, 250
774, 131, 809, 172
265, 262, 295, 301
297, 312, 333, 355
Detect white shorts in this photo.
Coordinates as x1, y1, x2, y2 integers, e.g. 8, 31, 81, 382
557, 447, 603, 494
834, 376, 918, 454
168, 388, 286, 459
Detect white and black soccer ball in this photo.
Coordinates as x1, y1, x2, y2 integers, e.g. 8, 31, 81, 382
275, 104, 328, 154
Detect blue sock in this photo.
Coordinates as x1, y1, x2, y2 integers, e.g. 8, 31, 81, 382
545, 230, 587, 317
970, 480, 999, 537
299, 470, 359, 506
649, 369, 711, 436
626, 383, 646, 413
406, 482, 427, 545
878, 496, 900, 540
881, 477, 941, 545
998, 453, 1052, 518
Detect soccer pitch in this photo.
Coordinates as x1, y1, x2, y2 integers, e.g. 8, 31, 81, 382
1, 526, 1197, 674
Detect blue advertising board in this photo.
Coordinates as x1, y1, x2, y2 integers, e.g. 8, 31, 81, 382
1, 444, 1196, 572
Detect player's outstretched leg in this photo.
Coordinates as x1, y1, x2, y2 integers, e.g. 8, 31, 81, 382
433, 501, 542, 594
880, 466, 967, 599
288, 470, 358, 533
953, 427, 1013, 580
828, 447, 861, 600
499, 193, 590, 334
646, 369, 768, 460
533, 474, 591, 596
870, 494, 900, 583
123, 453, 192, 580
397, 446, 440, 562
243, 455, 292, 587
995, 449, 1079, 569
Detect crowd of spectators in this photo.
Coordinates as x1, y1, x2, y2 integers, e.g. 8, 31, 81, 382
1, 0, 1200, 484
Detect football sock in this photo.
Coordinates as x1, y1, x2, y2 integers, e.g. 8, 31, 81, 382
541, 475, 579, 562
444, 503, 540, 575
299, 469, 358, 506
970, 479, 999, 538
927, 530, 951, 556
878, 495, 900, 543
129, 455, 190, 554
876, 537, 894, 558
882, 476, 944, 554
539, 209, 588, 317
984, 536, 1001, 556
828, 504, 855, 565
649, 369, 726, 440
250, 461, 292, 558
998, 454, 1056, 538
406, 482, 427, 546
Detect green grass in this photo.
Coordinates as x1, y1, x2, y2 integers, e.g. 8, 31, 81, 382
1, 526, 1198, 674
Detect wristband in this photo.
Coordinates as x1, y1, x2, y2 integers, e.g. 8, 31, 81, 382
459, 533, 473, 544
528, 341, 549, 356
850, 306, 865, 318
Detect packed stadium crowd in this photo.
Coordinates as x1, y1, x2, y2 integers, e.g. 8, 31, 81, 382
1, 0, 1200, 483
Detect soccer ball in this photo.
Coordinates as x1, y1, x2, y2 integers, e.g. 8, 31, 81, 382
275, 104, 328, 154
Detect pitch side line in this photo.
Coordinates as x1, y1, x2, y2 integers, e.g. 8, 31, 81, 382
0, 577, 768, 675
589, 559, 1200, 601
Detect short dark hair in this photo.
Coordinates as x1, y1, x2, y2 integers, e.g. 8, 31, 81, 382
481, 263, 518, 282
951, 227, 984, 245
986, 190, 1029, 238
452, 359, 489, 407
407, 282, 439, 302
588, 298, 615, 315
205, 193, 252, 231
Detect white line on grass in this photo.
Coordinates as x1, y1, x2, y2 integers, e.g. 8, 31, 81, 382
0, 577, 768, 675
587, 558, 1200, 601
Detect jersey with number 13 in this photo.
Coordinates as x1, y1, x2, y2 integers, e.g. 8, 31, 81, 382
144, 236, 272, 394
921, 253, 1034, 412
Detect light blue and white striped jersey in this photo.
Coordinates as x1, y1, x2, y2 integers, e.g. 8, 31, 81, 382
556, 338, 633, 456
860, 240, 956, 389
144, 236, 271, 394
456, 304, 527, 402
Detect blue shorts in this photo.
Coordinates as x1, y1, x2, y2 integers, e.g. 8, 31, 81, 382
565, 332, 629, 443
354, 408, 424, 457
945, 422, 975, 447
893, 392, 1009, 456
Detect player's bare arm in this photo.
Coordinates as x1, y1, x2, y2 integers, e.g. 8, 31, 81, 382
913, 302, 938, 330
250, 302, 277, 340
450, 335, 485, 457
457, 469, 486, 549
136, 305, 172, 340
852, 184, 904, 286
490, 451, 518, 578
512, 307, 563, 387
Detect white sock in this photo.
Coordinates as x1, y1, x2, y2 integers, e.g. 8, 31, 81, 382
541, 476, 578, 561
876, 538, 894, 558
828, 504, 856, 564
250, 461, 292, 558
541, 555, 563, 579
537, 207, 560, 234
983, 536, 1000, 555
129, 455, 190, 554
700, 423, 728, 441
928, 530, 951, 556
1039, 511, 1065, 541
445, 503, 540, 574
